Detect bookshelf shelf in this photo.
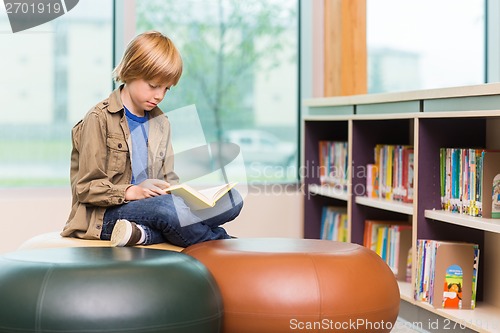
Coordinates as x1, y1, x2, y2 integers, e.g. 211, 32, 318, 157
308, 184, 348, 201
302, 84, 500, 333
355, 196, 413, 215
400, 283, 500, 333
416, 301, 500, 333
397, 281, 413, 303
425, 210, 500, 234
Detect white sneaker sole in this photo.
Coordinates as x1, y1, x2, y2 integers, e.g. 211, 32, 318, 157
110, 219, 132, 247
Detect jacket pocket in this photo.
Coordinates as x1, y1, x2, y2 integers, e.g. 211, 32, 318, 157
106, 135, 128, 173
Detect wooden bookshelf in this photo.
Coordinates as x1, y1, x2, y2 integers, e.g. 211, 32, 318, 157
307, 184, 348, 201
302, 83, 500, 333
425, 210, 500, 234
355, 196, 413, 215
398, 281, 413, 303
416, 301, 500, 333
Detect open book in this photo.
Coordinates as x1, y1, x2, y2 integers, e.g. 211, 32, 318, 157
166, 182, 238, 210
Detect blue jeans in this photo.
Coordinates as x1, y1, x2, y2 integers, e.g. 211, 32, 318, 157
101, 189, 243, 247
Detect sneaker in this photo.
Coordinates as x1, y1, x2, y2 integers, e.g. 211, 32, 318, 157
110, 219, 142, 247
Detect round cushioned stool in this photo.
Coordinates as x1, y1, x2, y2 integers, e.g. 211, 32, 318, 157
0, 247, 222, 333
183, 238, 400, 333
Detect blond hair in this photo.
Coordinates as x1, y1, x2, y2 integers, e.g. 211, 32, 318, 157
113, 31, 183, 85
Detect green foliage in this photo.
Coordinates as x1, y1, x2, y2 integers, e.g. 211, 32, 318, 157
0, 140, 70, 162
0, 178, 69, 187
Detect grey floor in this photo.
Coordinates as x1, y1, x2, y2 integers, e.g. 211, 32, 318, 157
392, 317, 429, 333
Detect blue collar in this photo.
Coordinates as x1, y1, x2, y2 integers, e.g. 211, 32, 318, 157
124, 106, 149, 123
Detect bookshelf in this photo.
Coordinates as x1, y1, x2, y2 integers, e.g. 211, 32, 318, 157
355, 196, 413, 215
301, 83, 500, 333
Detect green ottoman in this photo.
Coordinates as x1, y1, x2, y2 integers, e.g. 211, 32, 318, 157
0, 247, 223, 333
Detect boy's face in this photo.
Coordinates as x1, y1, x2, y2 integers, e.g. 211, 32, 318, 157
125, 78, 172, 114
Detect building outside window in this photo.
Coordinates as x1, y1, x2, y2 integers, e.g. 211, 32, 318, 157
367, 0, 484, 93
0, 0, 113, 186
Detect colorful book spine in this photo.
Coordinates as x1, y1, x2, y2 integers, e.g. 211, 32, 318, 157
366, 144, 414, 203
320, 206, 348, 242
318, 141, 348, 191
363, 219, 411, 281
439, 148, 500, 218
440, 148, 446, 209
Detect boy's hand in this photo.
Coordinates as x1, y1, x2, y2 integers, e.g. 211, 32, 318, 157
125, 179, 170, 201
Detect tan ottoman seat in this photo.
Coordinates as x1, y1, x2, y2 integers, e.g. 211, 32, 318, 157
183, 238, 400, 333
19, 231, 184, 252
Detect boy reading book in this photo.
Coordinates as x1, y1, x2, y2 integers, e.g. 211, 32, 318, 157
61, 31, 243, 247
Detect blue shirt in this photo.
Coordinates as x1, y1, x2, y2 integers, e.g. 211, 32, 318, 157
124, 106, 149, 184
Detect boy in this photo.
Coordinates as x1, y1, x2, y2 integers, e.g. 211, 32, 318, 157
61, 31, 243, 247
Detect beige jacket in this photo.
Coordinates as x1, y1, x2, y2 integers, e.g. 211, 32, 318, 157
61, 86, 179, 239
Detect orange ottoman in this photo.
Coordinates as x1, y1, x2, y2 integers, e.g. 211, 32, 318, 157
182, 238, 400, 333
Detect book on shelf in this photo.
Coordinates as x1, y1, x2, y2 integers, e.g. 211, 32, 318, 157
318, 140, 348, 191
363, 219, 412, 281
367, 144, 414, 203
366, 164, 379, 198
320, 206, 348, 242
440, 148, 500, 218
415, 239, 479, 310
493, 174, 500, 218
166, 182, 237, 210
402, 147, 414, 203
406, 247, 413, 283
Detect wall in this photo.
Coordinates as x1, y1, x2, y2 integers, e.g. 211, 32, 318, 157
0, 185, 304, 254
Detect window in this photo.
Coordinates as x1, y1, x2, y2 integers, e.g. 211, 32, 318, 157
0, 0, 113, 186
133, 0, 299, 184
367, 0, 485, 93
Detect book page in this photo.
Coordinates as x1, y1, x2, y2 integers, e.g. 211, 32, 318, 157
197, 182, 237, 202
166, 181, 237, 210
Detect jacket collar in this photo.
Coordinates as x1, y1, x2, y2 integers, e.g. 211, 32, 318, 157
107, 85, 124, 113
108, 84, 163, 118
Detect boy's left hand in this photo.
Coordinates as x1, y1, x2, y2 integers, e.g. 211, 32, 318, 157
125, 179, 170, 200
140, 179, 170, 191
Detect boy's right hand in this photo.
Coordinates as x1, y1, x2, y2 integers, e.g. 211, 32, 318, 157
125, 179, 170, 201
